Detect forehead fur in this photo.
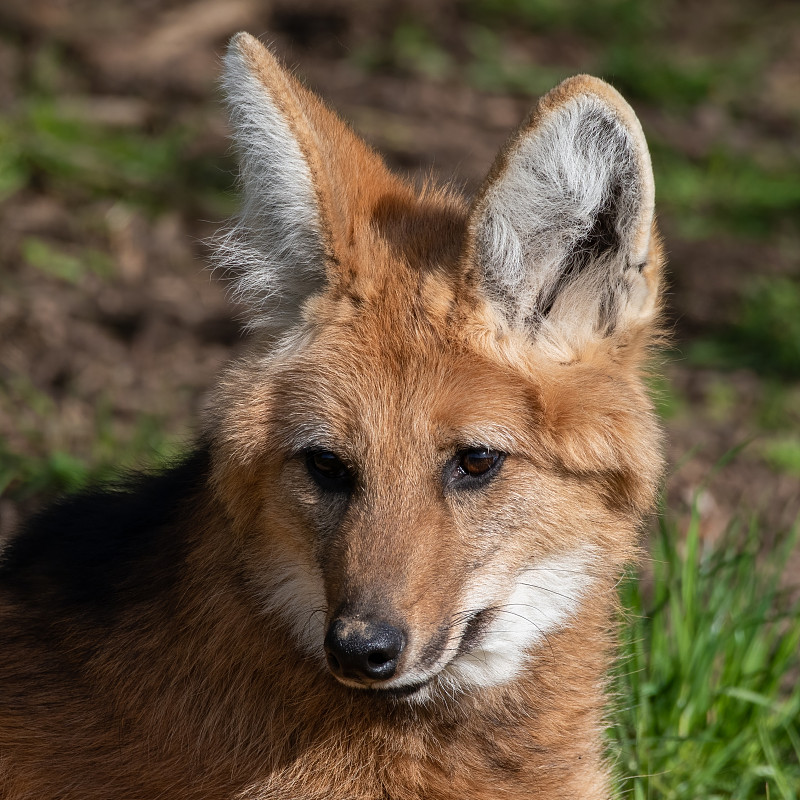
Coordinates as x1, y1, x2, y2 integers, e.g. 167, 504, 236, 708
318, 184, 473, 316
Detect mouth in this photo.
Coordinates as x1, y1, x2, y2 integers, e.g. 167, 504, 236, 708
328, 668, 433, 699
333, 608, 497, 700
380, 680, 431, 699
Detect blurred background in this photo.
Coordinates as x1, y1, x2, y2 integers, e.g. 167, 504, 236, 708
0, 0, 798, 547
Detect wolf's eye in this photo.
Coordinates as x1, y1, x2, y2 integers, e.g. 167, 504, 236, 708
306, 451, 353, 493
448, 447, 504, 488
459, 448, 502, 476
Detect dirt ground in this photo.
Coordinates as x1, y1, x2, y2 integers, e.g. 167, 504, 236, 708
0, 0, 798, 554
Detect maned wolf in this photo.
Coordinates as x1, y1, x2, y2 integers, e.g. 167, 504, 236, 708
0, 32, 663, 800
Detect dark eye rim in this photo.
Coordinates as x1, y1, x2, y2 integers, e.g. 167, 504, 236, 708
304, 450, 354, 493
446, 446, 506, 490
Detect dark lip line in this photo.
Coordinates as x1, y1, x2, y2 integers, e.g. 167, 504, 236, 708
377, 680, 430, 698
334, 672, 431, 696
456, 607, 495, 656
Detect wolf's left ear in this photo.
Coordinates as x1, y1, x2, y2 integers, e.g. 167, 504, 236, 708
468, 75, 659, 351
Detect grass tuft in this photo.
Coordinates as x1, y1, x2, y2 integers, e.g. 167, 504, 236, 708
611, 504, 800, 799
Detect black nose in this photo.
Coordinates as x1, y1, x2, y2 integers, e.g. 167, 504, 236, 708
324, 618, 405, 682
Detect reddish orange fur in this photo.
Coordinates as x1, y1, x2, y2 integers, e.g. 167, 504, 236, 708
0, 34, 664, 799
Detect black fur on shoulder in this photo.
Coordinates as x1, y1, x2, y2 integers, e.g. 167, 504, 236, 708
0, 446, 211, 628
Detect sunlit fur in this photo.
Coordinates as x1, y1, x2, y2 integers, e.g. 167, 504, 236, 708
215, 39, 327, 333
0, 33, 665, 800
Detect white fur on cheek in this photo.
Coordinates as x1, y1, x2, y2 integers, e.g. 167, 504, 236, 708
443, 548, 597, 690
253, 555, 327, 663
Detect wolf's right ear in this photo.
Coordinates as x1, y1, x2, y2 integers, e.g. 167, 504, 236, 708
216, 33, 390, 332
217, 33, 327, 331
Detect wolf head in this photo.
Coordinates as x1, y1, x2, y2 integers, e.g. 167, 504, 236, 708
209, 33, 663, 701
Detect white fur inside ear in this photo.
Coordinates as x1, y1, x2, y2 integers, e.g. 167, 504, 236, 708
441, 547, 596, 691
474, 92, 653, 341
214, 39, 327, 333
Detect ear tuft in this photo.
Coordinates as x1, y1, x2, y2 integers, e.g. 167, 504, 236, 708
469, 75, 658, 353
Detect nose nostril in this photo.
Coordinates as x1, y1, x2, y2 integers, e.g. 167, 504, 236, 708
367, 650, 392, 668
327, 652, 341, 673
